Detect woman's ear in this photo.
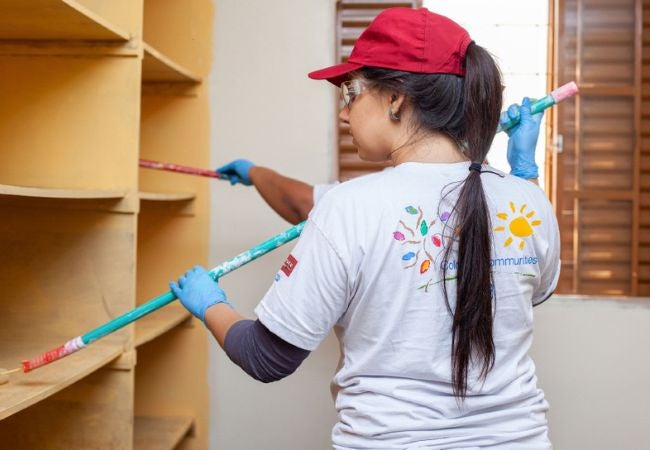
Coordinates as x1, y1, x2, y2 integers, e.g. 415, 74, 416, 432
389, 93, 406, 118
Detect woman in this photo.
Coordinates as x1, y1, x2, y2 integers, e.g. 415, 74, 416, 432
172, 7, 560, 449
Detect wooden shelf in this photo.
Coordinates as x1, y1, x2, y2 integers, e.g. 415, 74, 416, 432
142, 43, 200, 83
0, 183, 126, 200
139, 191, 196, 202
134, 415, 194, 450
0, 1, 211, 446
0, 339, 123, 420
0, 0, 130, 41
135, 303, 192, 347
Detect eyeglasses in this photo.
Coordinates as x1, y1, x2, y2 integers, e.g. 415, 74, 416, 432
341, 79, 366, 107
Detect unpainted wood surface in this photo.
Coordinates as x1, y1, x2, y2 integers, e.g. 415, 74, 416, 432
0, 0, 130, 40
0, 367, 134, 449
135, 303, 191, 347
134, 415, 193, 450
0, 55, 140, 191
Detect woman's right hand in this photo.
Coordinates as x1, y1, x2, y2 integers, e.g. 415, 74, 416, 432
216, 159, 256, 186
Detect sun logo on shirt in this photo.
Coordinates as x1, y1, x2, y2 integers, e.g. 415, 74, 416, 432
494, 201, 541, 250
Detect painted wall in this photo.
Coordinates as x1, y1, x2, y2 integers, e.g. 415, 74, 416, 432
209, 1, 650, 449
208, 1, 338, 448
531, 297, 650, 448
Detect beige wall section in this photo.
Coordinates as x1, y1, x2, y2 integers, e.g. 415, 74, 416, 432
209, 0, 338, 448
531, 296, 650, 449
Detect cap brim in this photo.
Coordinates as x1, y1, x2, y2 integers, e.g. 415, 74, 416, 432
308, 61, 364, 87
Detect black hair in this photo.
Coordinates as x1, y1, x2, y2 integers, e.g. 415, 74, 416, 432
361, 42, 503, 399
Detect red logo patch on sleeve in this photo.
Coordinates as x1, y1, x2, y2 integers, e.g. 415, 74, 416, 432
281, 254, 298, 277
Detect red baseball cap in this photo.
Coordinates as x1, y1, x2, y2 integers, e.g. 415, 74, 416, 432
308, 7, 473, 86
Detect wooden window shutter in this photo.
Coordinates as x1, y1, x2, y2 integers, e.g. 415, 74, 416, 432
336, 0, 422, 181
641, 0, 650, 294
551, 0, 645, 295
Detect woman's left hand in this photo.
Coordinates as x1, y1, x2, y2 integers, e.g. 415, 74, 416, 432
502, 97, 543, 180
170, 265, 232, 322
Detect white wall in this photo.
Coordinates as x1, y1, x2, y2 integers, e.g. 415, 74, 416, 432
208, 1, 338, 448
531, 296, 650, 448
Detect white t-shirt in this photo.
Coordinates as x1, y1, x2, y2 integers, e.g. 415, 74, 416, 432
256, 161, 560, 449
313, 180, 340, 205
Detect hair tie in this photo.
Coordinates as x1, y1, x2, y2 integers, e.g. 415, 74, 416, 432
469, 162, 482, 172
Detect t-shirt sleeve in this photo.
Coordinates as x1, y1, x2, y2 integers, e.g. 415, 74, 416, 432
532, 200, 561, 306
313, 182, 339, 205
254, 219, 349, 351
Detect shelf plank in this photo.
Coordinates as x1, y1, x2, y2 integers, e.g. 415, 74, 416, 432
142, 43, 201, 83
0, 0, 130, 41
134, 415, 194, 450
139, 191, 196, 202
0, 339, 123, 420
135, 303, 192, 347
0, 183, 127, 199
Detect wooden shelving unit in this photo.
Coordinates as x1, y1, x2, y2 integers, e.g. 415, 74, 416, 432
0, 183, 127, 199
0, 339, 124, 420
134, 416, 194, 450
140, 191, 196, 202
142, 43, 201, 83
0, 0, 131, 41
0, 1, 212, 448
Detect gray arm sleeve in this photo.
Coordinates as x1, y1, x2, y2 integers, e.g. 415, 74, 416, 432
223, 319, 310, 383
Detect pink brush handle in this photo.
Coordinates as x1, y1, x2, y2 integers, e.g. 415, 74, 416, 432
139, 159, 229, 180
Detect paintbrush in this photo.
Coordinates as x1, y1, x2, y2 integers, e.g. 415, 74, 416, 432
139, 158, 232, 181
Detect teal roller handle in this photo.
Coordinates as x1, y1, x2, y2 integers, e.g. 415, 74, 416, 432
82, 291, 177, 345
21, 222, 306, 372
496, 81, 579, 133
497, 95, 555, 133
82, 221, 306, 345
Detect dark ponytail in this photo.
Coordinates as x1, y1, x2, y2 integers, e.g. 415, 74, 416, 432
441, 43, 502, 398
361, 43, 503, 399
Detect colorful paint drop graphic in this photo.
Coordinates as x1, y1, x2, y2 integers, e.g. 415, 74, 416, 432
440, 211, 450, 222
420, 220, 428, 236
402, 252, 416, 261
395, 205, 446, 282
494, 202, 542, 250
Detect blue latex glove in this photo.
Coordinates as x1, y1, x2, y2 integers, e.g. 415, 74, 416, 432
216, 159, 255, 186
501, 97, 543, 179
170, 265, 232, 323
